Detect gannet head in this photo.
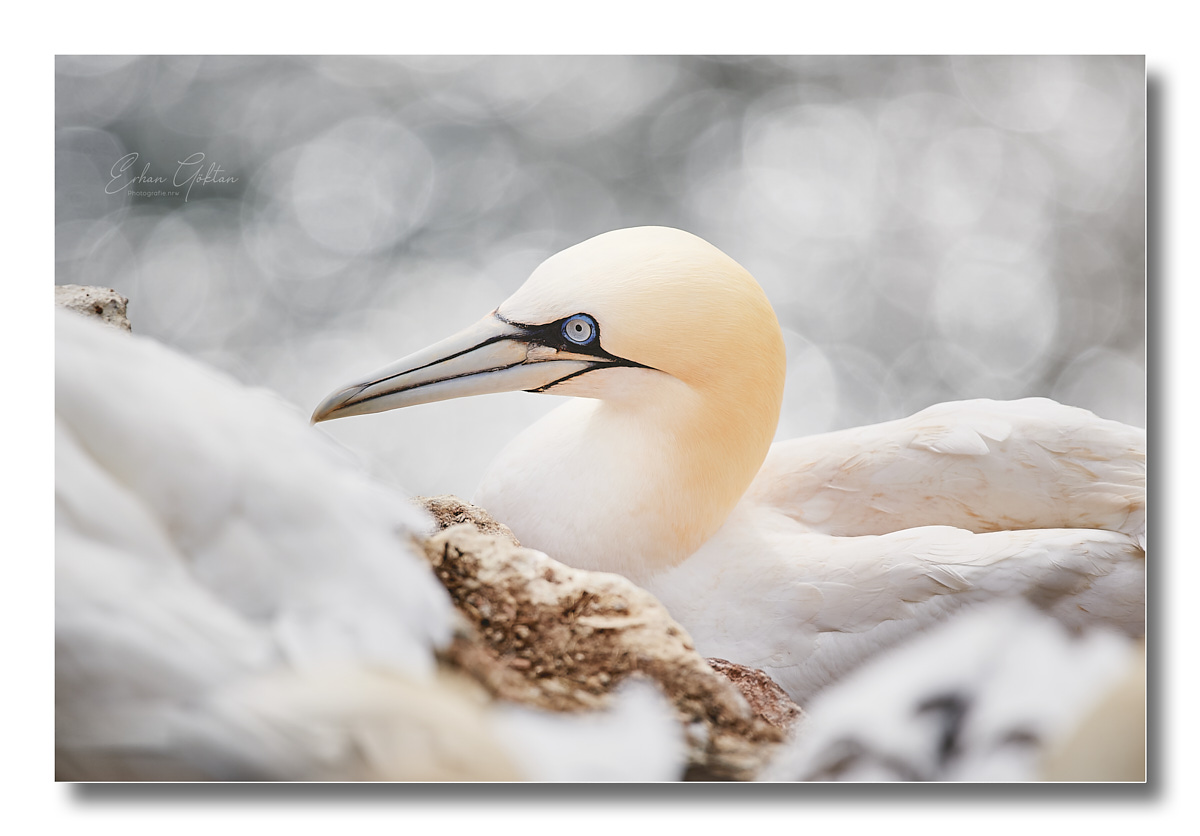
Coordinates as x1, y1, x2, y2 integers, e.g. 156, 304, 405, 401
313, 226, 785, 430
313, 227, 786, 576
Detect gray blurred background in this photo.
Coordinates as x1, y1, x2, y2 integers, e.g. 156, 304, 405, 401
55, 56, 1146, 500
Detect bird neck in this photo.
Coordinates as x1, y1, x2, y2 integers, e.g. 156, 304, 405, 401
631, 376, 782, 569
475, 368, 783, 584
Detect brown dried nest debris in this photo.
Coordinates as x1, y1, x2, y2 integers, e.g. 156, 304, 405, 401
417, 495, 804, 780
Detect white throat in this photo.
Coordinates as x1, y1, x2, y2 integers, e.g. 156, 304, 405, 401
473, 367, 779, 585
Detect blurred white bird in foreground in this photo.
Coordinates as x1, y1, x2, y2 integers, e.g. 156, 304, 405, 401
55, 309, 685, 781
758, 599, 1144, 781
314, 226, 1146, 704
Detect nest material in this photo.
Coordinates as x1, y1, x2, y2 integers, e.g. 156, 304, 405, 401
417, 495, 803, 780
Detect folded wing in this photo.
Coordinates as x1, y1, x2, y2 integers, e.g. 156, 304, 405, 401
747, 398, 1145, 545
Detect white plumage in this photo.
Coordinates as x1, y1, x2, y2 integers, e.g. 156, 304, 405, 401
314, 226, 1146, 709
746, 397, 1145, 545
646, 398, 1145, 703
55, 309, 686, 781
758, 599, 1142, 781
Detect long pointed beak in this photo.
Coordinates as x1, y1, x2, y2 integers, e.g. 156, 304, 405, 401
311, 313, 598, 424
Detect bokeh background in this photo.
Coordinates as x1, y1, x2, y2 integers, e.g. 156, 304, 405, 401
55, 55, 1146, 500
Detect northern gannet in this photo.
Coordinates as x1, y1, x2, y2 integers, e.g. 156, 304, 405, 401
313, 226, 1146, 703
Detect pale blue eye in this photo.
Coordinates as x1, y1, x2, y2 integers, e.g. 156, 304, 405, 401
562, 314, 597, 345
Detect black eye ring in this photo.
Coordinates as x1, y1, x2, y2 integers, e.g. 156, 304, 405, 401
562, 313, 597, 346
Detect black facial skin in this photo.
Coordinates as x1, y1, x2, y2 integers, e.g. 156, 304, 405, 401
493, 311, 655, 392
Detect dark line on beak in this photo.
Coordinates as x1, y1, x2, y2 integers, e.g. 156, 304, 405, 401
345, 361, 526, 409
525, 366, 595, 394
369, 332, 524, 389
524, 359, 651, 393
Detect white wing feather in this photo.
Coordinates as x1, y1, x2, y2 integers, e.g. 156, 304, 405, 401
747, 398, 1146, 546
646, 505, 1144, 704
